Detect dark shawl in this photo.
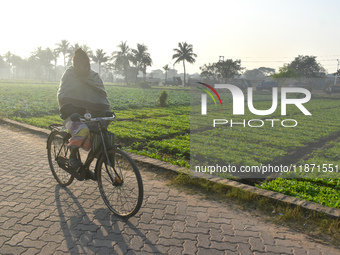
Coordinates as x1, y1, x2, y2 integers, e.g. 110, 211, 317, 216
58, 67, 110, 112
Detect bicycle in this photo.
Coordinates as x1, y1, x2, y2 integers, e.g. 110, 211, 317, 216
46, 113, 143, 219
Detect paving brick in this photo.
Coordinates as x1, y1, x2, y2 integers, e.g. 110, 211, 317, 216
210, 228, 224, 242
0, 244, 27, 255
266, 245, 294, 254
197, 247, 225, 255
157, 237, 184, 247
21, 247, 41, 255
249, 237, 265, 252
145, 230, 159, 244
292, 247, 308, 255
183, 239, 197, 254
237, 243, 253, 255
5, 231, 29, 246
159, 225, 172, 238
19, 238, 48, 249
173, 220, 185, 232
172, 231, 197, 241
210, 241, 238, 251
197, 233, 211, 249
168, 246, 183, 255
142, 244, 170, 254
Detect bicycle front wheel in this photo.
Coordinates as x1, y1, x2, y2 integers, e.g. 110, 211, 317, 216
96, 149, 143, 218
47, 131, 74, 186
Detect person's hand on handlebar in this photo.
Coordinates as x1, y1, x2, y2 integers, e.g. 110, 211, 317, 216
70, 112, 81, 121
105, 111, 115, 118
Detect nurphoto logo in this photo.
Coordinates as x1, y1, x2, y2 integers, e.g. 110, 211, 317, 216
197, 82, 312, 128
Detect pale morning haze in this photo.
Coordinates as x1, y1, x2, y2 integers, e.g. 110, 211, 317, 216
2, 0, 340, 74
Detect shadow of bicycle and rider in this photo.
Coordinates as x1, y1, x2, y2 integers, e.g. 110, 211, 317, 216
54, 185, 160, 254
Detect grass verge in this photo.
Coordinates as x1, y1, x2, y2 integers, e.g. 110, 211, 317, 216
167, 172, 340, 247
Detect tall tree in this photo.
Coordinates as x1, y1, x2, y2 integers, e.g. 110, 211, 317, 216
23, 56, 37, 79
11, 54, 24, 78
104, 62, 116, 83
273, 55, 326, 86
52, 49, 60, 80
55, 39, 70, 69
67, 43, 81, 66
172, 42, 197, 85
288, 55, 326, 78
140, 55, 152, 81
0, 55, 4, 67
3, 51, 13, 78
91, 49, 109, 76
163, 64, 170, 83
200, 59, 243, 83
243, 69, 265, 80
32, 47, 54, 79
112, 41, 131, 85
216, 59, 243, 82
131, 44, 152, 83
244, 67, 276, 80
80, 44, 93, 56
258, 67, 275, 76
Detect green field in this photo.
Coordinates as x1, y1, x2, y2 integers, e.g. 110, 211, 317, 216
1, 80, 339, 208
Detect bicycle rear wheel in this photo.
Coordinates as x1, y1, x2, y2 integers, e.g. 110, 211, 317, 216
47, 131, 74, 186
96, 149, 143, 218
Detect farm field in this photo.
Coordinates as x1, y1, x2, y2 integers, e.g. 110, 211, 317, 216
0, 80, 339, 208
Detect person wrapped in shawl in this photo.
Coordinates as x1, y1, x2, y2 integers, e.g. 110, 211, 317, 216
57, 48, 110, 169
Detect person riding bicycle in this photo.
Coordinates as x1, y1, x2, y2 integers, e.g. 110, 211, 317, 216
57, 48, 110, 169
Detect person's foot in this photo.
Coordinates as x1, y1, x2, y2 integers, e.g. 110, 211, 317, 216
69, 157, 81, 170
85, 170, 95, 180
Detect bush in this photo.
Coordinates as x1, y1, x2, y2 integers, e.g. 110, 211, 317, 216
158, 90, 168, 107
137, 81, 151, 89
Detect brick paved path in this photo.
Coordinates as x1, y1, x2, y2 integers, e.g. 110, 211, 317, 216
0, 123, 339, 255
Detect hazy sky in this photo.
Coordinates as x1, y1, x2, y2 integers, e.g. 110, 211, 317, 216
2, 0, 340, 74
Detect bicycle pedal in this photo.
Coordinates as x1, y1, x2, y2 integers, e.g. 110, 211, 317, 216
56, 156, 69, 170
85, 170, 96, 181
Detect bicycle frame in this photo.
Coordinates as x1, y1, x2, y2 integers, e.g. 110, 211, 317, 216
77, 116, 121, 182
50, 116, 119, 182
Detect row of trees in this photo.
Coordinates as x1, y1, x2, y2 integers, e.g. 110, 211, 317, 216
0, 40, 198, 85
199, 55, 328, 84
1, 39, 330, 85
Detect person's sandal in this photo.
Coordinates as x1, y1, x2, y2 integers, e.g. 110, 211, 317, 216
69, 157, 82, 170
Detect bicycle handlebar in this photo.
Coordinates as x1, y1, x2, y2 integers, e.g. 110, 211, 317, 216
79, 112, 116, 122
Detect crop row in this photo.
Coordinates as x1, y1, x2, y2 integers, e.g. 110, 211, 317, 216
0, 82, 191, 118
128, 134, 190, 167
280, 140, 340, 185
191, 106, 340, 168
257, 178, 340, 208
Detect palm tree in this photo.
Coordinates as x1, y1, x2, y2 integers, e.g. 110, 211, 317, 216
112, 41, 131, 85
163, 64, 170, 84
140, 54, 152, 81
4, 51, 13, 78
52, 49, 60, 80
10, 54, 23, 78
172, 42, 197, 85
55, 39, 70, 69
104, 62, 116, 83
67, 43, 81, 66
80, 44, 93, 56
91, 49, 109, 76
32, 47, 54, 79
0, 55, 4, 78
131, 44, 152, 83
